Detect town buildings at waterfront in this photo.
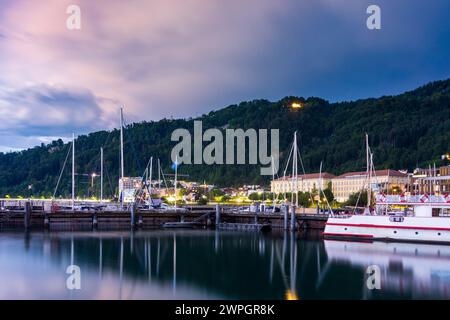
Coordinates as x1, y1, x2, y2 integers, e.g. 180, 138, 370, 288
271, 166, 450, 202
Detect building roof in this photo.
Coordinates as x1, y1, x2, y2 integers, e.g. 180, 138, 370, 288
273, 172, 336, 181
335, 169, 407, 179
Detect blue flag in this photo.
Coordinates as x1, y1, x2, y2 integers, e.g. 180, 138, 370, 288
171, 162, 179, 170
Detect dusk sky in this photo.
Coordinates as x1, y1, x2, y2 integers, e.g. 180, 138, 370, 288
0, 0, 449, 152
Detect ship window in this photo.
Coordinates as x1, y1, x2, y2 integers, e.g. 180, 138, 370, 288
394, 231, 397, 234
389, 216, 404, 223
415, 232, 419, 235
344, 228, 347, 231
438, 233, 441, 236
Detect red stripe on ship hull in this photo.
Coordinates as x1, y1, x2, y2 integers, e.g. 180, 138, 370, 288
323, 232, 373, 238
326, 222, 450, 231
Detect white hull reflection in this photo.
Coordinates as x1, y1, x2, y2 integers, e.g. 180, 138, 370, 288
324, 215, 450, 243
324, 240, 450, 298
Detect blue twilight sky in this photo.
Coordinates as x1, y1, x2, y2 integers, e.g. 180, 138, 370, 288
0, 0, 449, 151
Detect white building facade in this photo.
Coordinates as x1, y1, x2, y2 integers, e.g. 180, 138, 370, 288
271, 173, 336, 194
332, 169, 409, 203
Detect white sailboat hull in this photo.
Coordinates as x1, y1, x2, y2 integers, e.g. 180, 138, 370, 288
324, 215, 450, 243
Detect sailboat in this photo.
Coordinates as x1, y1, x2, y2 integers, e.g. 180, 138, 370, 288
323, 134, 450, 243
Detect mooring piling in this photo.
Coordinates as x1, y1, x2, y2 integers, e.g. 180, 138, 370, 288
284, 205, 289, 230
130, 203, 136, 227
44, 213, 49, 228
92, 214, 98, 229
215, 204, 221, 226
24, 201, 31, 229
290, 205, 296, 232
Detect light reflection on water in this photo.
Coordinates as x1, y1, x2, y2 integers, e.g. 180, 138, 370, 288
0, 229, 449, 299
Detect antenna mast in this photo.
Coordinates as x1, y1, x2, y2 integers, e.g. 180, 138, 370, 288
100, 147, 103, 202
72, 133, 75, 210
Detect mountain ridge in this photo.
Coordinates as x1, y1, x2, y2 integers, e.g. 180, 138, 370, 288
1, 78, 449, 198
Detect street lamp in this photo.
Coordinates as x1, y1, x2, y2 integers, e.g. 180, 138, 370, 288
90, 173, 98, 188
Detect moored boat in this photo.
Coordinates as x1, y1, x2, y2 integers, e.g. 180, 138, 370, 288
324, 205, 450, 243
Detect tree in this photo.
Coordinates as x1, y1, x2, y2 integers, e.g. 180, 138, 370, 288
322, 181, 334, 204
248, 193, 261, 201
298, 192, 312, 207
197, 197, 208, 205
345, 190, 368, 207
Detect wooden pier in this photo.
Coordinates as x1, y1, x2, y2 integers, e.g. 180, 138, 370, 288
0, 204, 329, 231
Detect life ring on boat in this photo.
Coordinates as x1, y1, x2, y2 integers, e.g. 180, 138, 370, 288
399, 193, 406, 203
378, 193, 386, 203
444, 193, 450, 203
420, 193, 429, 203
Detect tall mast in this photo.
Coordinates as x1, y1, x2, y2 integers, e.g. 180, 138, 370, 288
369, 152, 373, 208
271, 155, 276, 212
433, 162, 436, 194
100, 147, 103, 202
319, 161, 323, 208
292, 132, 298, 207
72, 133, 75, 210
158, 159, 161, 192
149, 157, 153, 200
120, 107, 124, 180
429, 164, 432, 194
366, 134, 371, 209
174, 156, 178, 209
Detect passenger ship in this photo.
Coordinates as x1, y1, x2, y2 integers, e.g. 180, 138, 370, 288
324, 194, 450, 243
323, 134, 450, 243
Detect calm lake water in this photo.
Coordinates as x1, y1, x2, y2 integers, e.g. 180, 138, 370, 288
0, 229, 449, 300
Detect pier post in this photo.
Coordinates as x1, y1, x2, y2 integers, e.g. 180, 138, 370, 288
215, 204, 220, 227
92, 214, 98, 229
130, 203, 136, 228
290, 205, 296, 232
24, 201, 31, 229
284, 205, 289, 230
44, 213, 49, 229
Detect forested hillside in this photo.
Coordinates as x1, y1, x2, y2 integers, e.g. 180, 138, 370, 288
1, 78, 449, 198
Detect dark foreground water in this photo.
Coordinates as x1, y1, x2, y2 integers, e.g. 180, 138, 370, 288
0, 229, 449, 299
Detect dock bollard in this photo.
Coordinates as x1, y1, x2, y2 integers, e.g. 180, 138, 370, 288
215, 204, 220, 227
290, 205, 296, 232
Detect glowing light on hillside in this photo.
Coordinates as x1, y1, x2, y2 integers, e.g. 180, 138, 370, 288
291, 102, 303, 109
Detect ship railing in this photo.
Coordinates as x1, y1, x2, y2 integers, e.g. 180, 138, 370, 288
376, 194, 450, 204
328, 214, 353, 219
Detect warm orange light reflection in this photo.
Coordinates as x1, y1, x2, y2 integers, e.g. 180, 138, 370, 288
285, 289, 299, 300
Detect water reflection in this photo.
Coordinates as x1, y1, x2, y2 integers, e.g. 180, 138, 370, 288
0, 230, 449, 299
324, 240, 450, 299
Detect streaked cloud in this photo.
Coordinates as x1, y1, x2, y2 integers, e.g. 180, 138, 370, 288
0, 0, 449, 151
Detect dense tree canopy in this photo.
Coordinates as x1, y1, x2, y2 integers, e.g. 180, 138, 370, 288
1, 79, 449, 198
